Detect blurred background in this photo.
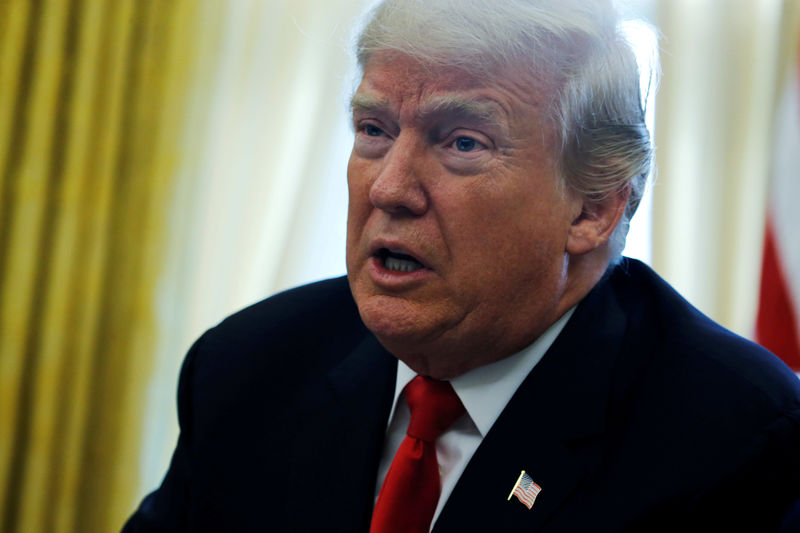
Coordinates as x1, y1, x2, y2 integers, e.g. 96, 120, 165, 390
1, 0, 798, 531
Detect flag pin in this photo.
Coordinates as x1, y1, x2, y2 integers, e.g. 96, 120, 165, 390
507, 470, 542, 509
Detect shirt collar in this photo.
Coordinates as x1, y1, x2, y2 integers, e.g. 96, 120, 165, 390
387, 306, 576, 436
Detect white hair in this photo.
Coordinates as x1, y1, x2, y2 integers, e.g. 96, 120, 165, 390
355, 0, 655, 261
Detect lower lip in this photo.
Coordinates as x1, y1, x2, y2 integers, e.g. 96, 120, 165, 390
367, 256, 433, 288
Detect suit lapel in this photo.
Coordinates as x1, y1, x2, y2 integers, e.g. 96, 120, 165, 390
435, 275, 629, 532
287, 331, 396, 532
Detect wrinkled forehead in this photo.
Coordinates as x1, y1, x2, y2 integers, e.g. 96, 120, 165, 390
355, 52, 491, 100
351, 51, 558, 126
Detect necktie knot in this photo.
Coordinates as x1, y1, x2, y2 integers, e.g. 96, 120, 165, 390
405, 376, 465, 442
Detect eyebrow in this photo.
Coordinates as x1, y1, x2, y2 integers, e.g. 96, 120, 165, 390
350, 93, 390, 116
423, 95, 502, 124
350, 93, 504, 126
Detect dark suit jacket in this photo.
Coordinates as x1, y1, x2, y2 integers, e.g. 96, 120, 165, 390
123, 259, 800, 532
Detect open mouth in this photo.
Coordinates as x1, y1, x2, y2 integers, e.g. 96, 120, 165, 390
377, 248, 425, 273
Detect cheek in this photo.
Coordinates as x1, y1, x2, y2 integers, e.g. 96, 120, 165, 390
346, 158, 371, 221
437, 180, 568, 274
346, 152, 362, 197
436, 181, 533, 244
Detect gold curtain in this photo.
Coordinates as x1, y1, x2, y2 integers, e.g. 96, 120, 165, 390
652, 0, 800, 337
0, 1, 211, 531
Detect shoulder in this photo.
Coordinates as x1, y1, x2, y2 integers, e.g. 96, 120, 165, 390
604, 257, 800, 436
196, 275, 364, 357
124, 277, 377, 531
583, 260, 800, 526
179, 276, 370, 419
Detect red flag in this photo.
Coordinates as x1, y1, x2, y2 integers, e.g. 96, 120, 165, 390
756, 47, 800, 371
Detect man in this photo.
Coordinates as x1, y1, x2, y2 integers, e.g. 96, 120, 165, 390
124, 0, 800, 531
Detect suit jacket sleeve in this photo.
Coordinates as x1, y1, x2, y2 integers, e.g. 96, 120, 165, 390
122, 330, 207, 532
121, 277, 392, 532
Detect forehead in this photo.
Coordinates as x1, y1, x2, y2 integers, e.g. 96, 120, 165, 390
352, 51, 554, 127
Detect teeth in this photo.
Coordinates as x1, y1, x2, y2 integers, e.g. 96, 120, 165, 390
385, 256, 423, 272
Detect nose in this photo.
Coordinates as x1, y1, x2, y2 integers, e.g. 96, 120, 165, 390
368, 133, 429, 216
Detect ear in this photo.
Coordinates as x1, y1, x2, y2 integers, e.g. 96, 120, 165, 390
566, 186, 631, 256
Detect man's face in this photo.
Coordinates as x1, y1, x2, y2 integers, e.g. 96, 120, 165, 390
346, 52, 584, 378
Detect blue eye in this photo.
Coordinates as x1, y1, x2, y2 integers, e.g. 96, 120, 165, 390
364, 124, 384, 136
454, 137, 478, 151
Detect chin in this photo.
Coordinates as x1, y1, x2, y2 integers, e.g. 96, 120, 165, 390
355, 294, 487, 378
355, 294, 441, 350
358, 295, 422, 338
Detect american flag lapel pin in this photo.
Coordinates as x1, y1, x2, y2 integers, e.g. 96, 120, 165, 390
507, 470, 542, 509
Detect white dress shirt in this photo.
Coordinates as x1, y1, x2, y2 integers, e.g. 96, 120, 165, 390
373, 307, 575, 530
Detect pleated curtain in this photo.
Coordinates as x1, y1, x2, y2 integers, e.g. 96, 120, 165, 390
3, 0, 798, 532
652, 0, 800, 337
0, 0, 363, 531
0, 1, 209, 531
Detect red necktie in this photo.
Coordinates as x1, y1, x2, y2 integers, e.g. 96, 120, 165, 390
370, 376, 466, 533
